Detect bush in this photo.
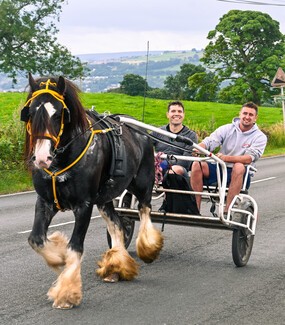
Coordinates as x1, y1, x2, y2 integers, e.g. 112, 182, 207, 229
263, 122, 285, 149
0, 110, 25, 170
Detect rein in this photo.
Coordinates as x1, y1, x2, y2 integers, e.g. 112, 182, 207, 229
52, 115, 109, 155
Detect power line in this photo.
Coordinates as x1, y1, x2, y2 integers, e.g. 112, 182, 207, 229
217, 0, 285, 6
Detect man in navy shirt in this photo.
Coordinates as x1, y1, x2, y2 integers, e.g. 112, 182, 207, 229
152, 100, 198, 177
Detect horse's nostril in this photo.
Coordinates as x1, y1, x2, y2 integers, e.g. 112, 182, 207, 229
31, 156, 36, 162
47, 156, 53, 161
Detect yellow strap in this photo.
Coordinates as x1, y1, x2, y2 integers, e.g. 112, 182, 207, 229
24, 88, 67, 108
40, 80, 57, 89
54, 109, 65, 149
52, 176, 60, 210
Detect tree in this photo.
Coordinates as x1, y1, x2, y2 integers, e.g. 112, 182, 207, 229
0, 0, 85, 83
201, 10, 285, 105
120, 74, 148, 96
188, 71, 219, 102
163, 75, 181, 99
164, 64, 205, 100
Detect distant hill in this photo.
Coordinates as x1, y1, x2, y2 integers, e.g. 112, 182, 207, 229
0, 49, 203, 92
77, 51, 164, 62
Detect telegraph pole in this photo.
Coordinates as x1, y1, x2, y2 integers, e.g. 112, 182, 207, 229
142, 41, 149, 122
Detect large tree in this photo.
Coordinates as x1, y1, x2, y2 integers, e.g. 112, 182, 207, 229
0, 0, 85, 83
201, 10, 285, 104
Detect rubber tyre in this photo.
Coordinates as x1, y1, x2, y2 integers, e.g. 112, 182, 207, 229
107, 193, 135, 249
232, 204, 254, 267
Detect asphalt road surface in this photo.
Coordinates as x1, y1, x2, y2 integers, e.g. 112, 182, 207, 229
1, 156, 284, 325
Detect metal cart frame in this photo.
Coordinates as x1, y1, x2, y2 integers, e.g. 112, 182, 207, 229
111, 117, 258, 267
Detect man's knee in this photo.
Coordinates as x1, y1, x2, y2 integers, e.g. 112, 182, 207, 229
191, 161, 199, 172
171, 165, 184, 175
232, 163, 246, 176
191, 161, 201, 174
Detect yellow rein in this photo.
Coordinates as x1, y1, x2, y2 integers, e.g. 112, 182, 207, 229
43, 127, 113, 211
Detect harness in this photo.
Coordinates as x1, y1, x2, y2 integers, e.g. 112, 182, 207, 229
22, 80, 121, 211
44, 123, 113, 211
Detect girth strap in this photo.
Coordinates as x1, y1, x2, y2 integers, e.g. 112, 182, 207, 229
89, 111, 127, 177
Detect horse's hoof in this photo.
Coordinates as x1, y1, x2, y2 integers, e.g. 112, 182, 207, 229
52, 302, 74, 309
103, 273, 119, 283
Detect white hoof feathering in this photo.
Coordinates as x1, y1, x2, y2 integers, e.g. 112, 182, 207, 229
47, 248, 83, 308
97, 247, 139, 281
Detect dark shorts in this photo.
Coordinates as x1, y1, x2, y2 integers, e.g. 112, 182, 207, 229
204, 163, 251, 189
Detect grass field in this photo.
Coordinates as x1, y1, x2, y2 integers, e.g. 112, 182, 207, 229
0, 92, 284, 194
1, 92, 283, 129
80, 93, 283, 129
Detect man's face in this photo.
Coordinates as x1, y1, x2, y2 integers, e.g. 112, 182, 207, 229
239, 106, 257, 129
167, 105, 185, 126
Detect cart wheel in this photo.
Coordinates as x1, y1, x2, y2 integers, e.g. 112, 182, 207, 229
107, 193, 135, 249
232, 202, 254, 267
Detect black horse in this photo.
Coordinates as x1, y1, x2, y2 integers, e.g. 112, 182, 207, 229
21, 74, 163, 309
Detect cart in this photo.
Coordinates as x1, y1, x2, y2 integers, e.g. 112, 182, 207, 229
109, 117, 259, 267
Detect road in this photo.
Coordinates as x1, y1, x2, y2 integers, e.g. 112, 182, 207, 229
0, 156, 284, 325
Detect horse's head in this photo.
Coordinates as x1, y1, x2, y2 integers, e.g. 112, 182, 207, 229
22, 73, 88, 169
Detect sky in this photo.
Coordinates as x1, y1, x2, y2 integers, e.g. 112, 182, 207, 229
57, 0, 285, 55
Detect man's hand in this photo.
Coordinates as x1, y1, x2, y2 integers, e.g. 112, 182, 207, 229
216, 152, 226, 161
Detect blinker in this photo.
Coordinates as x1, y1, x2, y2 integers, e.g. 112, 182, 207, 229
21, 106, 30, 122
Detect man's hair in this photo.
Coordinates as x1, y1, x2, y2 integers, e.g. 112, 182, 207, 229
167, 100, 184, 112
242, 101, 258, 114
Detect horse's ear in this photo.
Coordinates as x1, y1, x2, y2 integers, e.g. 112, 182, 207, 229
28, 73, 38, 92
57, 76, 66, 95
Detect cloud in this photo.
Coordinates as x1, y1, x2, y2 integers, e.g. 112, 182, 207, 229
57, 28, 209, 55
57, 0, 285, 54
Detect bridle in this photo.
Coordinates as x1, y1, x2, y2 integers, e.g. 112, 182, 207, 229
23, 79, 70, 150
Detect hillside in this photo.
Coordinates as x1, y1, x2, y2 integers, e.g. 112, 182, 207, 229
0, 49, 203, 93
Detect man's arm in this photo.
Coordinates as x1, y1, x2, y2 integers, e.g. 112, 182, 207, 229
216, 153, 252, 164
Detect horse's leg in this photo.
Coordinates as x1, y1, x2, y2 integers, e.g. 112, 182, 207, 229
97, 202, 139, 282
136, 202, 164, 263
28, 196, 66, 272
131, 155, 164, 263
46, 204, 93, 309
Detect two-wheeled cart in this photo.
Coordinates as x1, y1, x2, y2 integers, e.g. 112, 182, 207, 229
109, 117, 258, 267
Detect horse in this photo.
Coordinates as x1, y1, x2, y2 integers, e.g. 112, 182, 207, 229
21, 73, 163, 309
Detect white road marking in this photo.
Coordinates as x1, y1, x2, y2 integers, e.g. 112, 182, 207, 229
17, 215, 102, 234
251, 177, 276, 184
